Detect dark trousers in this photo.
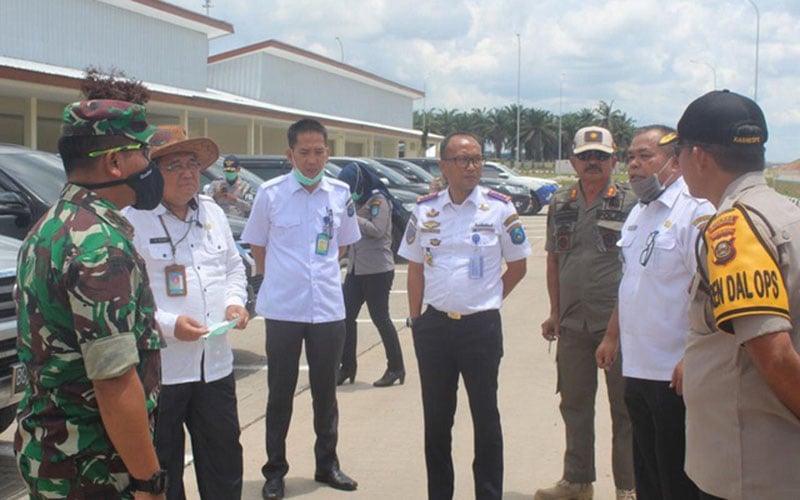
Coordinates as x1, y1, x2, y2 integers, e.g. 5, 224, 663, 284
342, 270, 404, 373
155, 372, 242, 500
624, 377, 699, 500
262, 319, 345, 479
412, 306, 503, 500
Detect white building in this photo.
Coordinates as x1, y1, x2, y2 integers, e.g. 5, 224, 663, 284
0, 0, 434, 157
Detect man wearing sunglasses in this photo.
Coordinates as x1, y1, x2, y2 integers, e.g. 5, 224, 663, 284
537, 126, 637, 500
14, 99, 168, 498
677, 90, 800, 499
596, 126, 713, 499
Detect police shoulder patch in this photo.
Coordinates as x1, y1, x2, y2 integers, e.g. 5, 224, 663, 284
704, 205, 789, 333
692, 214, 712, 228
487, 190, 511, 203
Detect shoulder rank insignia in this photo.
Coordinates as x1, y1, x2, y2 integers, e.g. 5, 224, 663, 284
487, 190, 511, 203
692, 214, 712, 228
416, 192, 438, 204
569, 187, 579, 201
604, 185, 618, 198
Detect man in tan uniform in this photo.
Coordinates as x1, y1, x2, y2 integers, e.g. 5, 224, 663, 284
537, 126, 636, 500
677, 89, 800, 500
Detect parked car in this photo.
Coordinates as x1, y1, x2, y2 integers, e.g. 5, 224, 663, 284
0, 144, 67, 240
481, 161, 559, 214
329, 157, 431, 195
0, 233, 23, 433
375, 157, 534, 215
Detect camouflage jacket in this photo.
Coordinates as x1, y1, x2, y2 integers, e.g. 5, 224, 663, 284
14, 183, 162, 484
208, 177, 254, 217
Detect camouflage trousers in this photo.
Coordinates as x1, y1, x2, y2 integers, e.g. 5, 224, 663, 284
17, 452, 133, 499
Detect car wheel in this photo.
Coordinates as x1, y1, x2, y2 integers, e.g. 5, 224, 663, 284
0, 404, 17, 433
526, 194, 542, 215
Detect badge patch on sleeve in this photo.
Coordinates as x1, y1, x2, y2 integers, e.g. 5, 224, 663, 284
704, 206, 790, 333
508, 224, 526, 245
405, 214, 418, 244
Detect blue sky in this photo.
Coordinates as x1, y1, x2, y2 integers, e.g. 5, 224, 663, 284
171, 0, 800, 163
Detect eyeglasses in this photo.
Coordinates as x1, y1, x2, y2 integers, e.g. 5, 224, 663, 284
161, 159, 202, 173
575, 151, 612, 162
88, 143, 150, 160
639, 230, 659, 266
442, 156, 484, 168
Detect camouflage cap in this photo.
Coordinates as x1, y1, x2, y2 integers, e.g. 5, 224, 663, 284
61, 99, 166, 146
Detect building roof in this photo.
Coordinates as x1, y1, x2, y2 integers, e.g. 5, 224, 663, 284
98, 0, 234, 39
0, 55, 424, 140
209, 39, 424, 100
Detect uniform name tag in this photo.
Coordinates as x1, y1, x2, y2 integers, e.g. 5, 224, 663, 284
149, 237, 170, 244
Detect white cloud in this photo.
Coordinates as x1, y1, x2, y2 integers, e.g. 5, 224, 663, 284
173, 0, 800, 162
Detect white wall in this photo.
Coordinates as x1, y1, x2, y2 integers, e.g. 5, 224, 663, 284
1, 0, 210, 91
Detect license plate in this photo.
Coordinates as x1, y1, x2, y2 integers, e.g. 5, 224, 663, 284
11, 363, 27, 394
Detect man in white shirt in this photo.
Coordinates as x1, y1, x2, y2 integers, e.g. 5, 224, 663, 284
124, 125, 250, 500
241, 118, 361, 500
596, 125, 712, 499
399, 132, 530, 500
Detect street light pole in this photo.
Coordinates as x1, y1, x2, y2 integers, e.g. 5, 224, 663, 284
515, 34, 521, 167
335, 37, 344, 63
558, 72, 564, 161
690, 59, 717, 89
745, 0, 759, 101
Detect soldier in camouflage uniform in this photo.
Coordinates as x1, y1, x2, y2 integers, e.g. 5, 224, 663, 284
14, 99, 168, 499
208, 154, 254, 217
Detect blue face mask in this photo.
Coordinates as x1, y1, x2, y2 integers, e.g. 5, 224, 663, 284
293, 168, 325, 186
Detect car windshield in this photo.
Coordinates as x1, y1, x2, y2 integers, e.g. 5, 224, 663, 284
358, 159, 411, 185
1, 151, 66, 204
378, 159, 434, 183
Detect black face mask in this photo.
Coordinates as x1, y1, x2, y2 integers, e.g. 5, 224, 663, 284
77, 160, 165, 210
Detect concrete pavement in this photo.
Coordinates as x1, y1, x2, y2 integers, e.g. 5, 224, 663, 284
0, 213, 622, 499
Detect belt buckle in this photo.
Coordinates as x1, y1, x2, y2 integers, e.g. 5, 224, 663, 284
447, 312, 461, 320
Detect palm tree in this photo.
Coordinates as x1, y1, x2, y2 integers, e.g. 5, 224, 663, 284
520, 107, 555, 161
482, 108, 512, 158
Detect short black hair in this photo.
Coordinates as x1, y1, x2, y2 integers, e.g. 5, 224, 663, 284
633, 125, 677, 157
287, 118, 328, 148
440, 132, 483, 159
696, 142, 765, 174
57, 134, 137, 174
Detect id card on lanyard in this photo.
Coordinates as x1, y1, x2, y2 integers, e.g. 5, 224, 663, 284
159, 214, 192, 296
316, 207, 334, 256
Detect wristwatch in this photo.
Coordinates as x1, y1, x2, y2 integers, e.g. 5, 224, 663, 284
130, 469, 168, 494
406, 317, 416, 328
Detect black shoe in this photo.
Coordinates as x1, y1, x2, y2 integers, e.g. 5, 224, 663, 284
373, 369, 405, 387
314, 467, 358, 491
337, 367, 356, 385
262, 477, 284, 499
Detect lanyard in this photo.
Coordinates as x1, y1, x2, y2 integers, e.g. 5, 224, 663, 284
157, 213, 195, 260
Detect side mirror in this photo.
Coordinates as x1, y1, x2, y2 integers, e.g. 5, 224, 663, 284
499, 172, 510, 179
0, 191, 32, 227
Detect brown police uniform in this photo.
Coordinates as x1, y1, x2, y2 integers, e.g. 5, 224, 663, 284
684, 171, 800, 499
545, 180, 637, 489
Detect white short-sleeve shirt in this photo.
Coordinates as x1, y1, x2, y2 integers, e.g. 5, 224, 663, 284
241, 174, 361, 322
398, 187, 530, 315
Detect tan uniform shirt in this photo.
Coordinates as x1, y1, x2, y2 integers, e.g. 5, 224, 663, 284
545, 181, 637, 332
684, 171, 800, 499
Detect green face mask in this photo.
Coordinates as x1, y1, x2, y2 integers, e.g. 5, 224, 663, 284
293, 168, 325, 186
224, 172, 238, 182
351, 191, 363, 202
